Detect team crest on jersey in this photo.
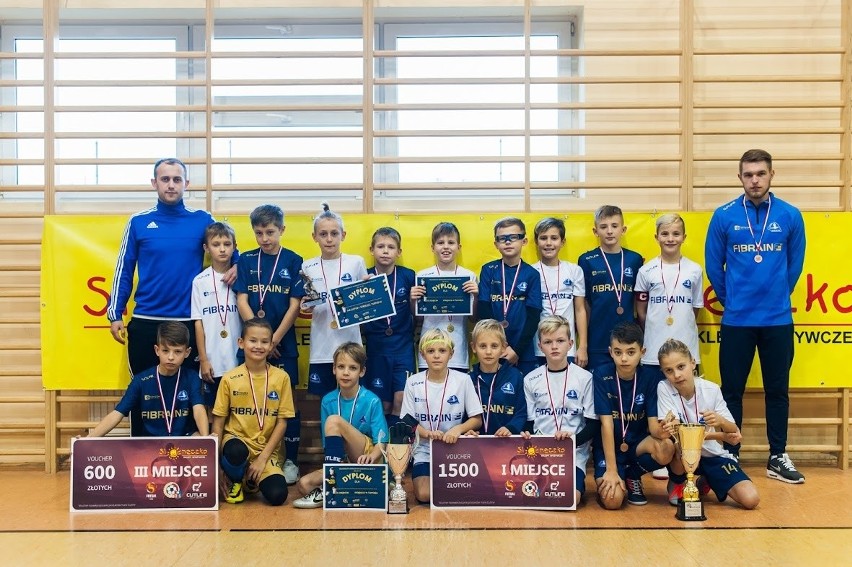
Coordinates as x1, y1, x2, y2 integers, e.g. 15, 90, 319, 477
517, 282, 528, 292
683, 280, 692, 289
563, 279, 573, 287
359, 416, 367, 425
447, 395, 460, 404
268, 391, 279, 400
279, 268, 290, 278
571, 408, 581, 416
624, 267, 634, 278
309, 373, 321, 383
372, 378, 384, 388
635, 393, 645, 405
567, 389, 578, 400
341, 273, 353, 282
396, 287, 407, 297
501, 383, 515, 395
768, 221, 782, 233
177, 390, 188, 401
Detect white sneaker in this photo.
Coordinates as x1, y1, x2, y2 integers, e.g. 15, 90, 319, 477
652, 467, 669, 480
283, 459, 300, 485
293, 487, 323, 509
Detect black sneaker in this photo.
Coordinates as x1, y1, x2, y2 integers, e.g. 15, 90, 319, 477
625, 477, 647, 505
766, 453, 805, 484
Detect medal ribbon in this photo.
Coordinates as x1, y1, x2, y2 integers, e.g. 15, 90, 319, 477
679, 387, 700, 425
545, 366, 570, 433
155, 367, 181, 435
742, 194, 772, 260
248, 365, 270, 435
338, 386, 360, 425
476, 367, 499, 433
600, 248, 624, 311
539, 261, 560, 315
210, 266, 230, 332
424, 370, 450, 431
385, 268, 397, 330
256, 248, 282, 313
660, 259, 681, 320
500, 261, 522, 322
615, 373, 638, 445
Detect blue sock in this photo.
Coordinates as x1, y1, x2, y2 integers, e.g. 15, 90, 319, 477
324, 435, 345, 463
632, 453, 663, 477
284, 411, 301, 463
669, 471, 687, 484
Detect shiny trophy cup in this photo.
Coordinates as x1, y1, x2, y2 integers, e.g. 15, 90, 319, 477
380, 421, 418, 514
300, 269, 325, 309
676, 423, 707, 521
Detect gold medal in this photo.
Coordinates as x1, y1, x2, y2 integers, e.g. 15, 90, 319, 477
754, 254, 763, 263
258, 434, 266, 445
665, 316, 674, 326
500, 319, 509, 329
446, 324, 455, 333
220, 329, 229, 339
385, 327, 394, 336
330, 320, 338, 329
620, 442, 628, 453
257, 309, 266, 318
616, 306, 624, 315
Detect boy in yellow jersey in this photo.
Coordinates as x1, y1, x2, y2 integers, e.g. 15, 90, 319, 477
213, 318, 296, 505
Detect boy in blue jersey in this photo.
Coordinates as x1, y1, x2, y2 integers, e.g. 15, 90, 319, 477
593, 322, 673, 509
468, 319, 526, 436
578, 205, 644, 371
522, 315, 597, 505
362, 227, 416, 425
292, 342, 389, 508
234, 204, 305, 485
89, 321, 208, 437
705, 149, 806, 483
478, 217, 543, 376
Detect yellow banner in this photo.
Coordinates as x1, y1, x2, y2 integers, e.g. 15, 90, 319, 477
41, 212, 852, 390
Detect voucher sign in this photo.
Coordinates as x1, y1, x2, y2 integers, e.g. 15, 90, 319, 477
430, 436, 576, 510
70, 436, 218, 512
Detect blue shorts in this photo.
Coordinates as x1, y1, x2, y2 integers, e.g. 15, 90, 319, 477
307, 363, 336, 396
593, 441, 638, 479
202, 376, 222, 407
587, 351, 613, 373
575, 466, 587, 496
412, 461, 430, 479
236, 351, 299, 386
695, 455, 751, 502
364, 352, 415, 402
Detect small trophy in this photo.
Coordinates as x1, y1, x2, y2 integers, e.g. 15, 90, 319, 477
380, 421, 419, 514
300, 270, 325, 309
675, 423, 707, 521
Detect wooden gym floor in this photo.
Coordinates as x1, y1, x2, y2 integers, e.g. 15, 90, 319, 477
2, 464, 851, 566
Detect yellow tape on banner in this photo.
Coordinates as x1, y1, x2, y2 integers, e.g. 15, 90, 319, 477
40, 212, 852, 390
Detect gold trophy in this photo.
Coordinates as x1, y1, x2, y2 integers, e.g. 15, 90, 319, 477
380, 421, 419, 514
675, 423, 707, 521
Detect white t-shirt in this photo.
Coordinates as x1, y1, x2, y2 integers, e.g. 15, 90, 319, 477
401, 369, 483, 464
533, 261, 585, 358
657, 377, 736, 460
190, 267, 241, 377
524, 363, 595, 470
415, 265, 477, 370
301, 253, 368, 364
636, 256, 704, 364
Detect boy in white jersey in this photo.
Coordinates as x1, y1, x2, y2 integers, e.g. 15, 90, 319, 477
301, 202, 368, 397
657, 339, 759, 509
293, 342, 389, 508
191, 222, 241, 419
411, 222, 479, 373
400, 329, 483, 503
533, 217, 588, 368
522, 315, 597, 504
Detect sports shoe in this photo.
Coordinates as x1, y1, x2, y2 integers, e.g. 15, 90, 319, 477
283, 459, 300, 485
652, 467, 669, 480
225, 481, 244, 504
293, 487, 324, 509
767, 453, 805, 484
244, 479, 259, 494
667, 480, 684, 506
625, 477, 647, 505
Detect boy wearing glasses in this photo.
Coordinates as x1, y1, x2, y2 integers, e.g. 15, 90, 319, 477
478, 217, 542, 375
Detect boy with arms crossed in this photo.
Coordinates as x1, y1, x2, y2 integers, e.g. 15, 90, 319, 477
478, 217, 543, 376
593, 322, 673, 508
522, 315, 597, 504
293, 342, 389, 508
578, 206, 643, 371
234, 204, 305, 484
213, 318, 295, 506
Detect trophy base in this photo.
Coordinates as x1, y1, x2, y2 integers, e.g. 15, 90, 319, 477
676, 499, 706, 521
302, 297, 326, 309
387, 498, 409, 514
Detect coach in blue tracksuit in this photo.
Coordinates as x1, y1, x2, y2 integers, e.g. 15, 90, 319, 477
107, 158, 236, 432
705, 148, 806, 485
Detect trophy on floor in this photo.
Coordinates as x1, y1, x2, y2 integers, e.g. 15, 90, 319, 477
380, 420, 419, 514
675, 423, 707, 521
299, 269, 325, 309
